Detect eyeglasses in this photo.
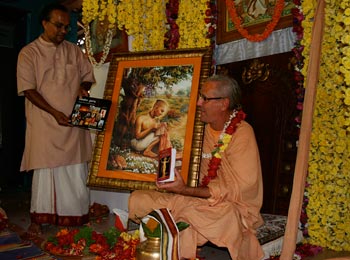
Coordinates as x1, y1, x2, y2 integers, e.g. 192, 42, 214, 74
48, 21, 71, 32
199, 93, 225, 102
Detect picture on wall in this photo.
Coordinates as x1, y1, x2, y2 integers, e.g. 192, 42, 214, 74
217, 0, 295, 44
87, 49, 212, 191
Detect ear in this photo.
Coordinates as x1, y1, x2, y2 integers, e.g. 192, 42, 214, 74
221, 98, 230, 111
42, 20, 48, 30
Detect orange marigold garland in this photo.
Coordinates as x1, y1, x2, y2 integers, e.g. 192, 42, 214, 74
225, 0, 285, 42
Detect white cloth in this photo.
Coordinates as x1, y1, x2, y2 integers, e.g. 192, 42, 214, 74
215, 27, 296, 65
31, 163, 90, 216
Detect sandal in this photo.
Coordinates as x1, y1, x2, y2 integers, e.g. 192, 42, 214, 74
89, 203, 110, 220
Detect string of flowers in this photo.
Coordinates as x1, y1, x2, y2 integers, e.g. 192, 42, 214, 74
164, 0, 180, 49
201, 110, 245, 187
225, 0, 285, 42
305, 0, 350, 251
116, 0, 166, 51
82, 0, 117, 66
177, 0, 211, 48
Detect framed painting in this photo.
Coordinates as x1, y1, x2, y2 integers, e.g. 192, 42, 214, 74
90, 19, 128, 63
87, 48, 212, 191
217, 0, 295, 44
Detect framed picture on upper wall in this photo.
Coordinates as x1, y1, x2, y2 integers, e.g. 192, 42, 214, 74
89, 19, 128, 63
217, 0, 295, 44
87, 48, 212, 192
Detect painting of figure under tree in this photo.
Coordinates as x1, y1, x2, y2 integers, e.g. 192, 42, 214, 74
107, 65, 194, 175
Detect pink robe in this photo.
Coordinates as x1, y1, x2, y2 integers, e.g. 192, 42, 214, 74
129, 121, 264, 259
17, 36, 95, 171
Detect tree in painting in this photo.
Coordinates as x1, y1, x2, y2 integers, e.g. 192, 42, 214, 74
108, 65, 194, 174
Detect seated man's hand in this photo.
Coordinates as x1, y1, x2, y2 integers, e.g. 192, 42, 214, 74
157, 169, 211, 198
156, 169, 186, 194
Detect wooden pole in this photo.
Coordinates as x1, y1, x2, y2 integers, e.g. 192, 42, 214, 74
280, 0, 325, 259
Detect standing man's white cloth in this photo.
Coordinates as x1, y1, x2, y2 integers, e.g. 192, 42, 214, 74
31, 163, 90, 218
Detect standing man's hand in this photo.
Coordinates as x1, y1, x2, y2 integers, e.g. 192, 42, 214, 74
52, 110, 71, 126
79, 82, 92, 98
24, 89, 71, 127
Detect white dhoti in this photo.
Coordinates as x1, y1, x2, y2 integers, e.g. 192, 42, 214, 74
30, 163, 90, 226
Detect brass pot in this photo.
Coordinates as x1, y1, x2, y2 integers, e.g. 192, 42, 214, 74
136, 236, 161, 260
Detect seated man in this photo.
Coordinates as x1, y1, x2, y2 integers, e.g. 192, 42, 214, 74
130, 99, 170, 158
128, 75, 264, 259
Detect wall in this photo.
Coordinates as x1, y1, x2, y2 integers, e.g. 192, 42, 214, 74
0, 0, 78, 44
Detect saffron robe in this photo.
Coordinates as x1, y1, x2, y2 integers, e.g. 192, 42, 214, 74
129, 121, 264, 259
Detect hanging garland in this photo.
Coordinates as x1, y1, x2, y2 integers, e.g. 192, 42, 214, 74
82, 0, 117, 67
164, 0, 180, 49
84, 25, 114, 67
116, 0, 166, 51
225, 0, 285, 42
177, 0, 211, 48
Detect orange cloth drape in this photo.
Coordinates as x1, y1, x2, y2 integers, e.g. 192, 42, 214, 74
280, 0, 325, 259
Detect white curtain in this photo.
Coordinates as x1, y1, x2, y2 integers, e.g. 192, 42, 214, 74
214, 27, 296, 65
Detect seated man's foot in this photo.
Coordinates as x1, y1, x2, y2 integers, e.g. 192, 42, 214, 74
143, 150, 158, 158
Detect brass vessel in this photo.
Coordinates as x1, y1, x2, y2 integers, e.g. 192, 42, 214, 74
136, 236, 161, 260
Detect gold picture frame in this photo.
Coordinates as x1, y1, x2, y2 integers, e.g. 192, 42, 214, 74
87, 48, 212, 192
217, 0, 294, 44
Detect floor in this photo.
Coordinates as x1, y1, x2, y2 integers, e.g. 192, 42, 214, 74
0, 187, 349, 260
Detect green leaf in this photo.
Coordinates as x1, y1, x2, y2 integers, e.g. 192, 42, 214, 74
176, 221, 190, 232
47, 236, 58, 245
103, 227, 121, 247
136, 215, 189, 238
74, 226, 94, 246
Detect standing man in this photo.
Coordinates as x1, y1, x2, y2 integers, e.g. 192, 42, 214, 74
128, 75, 264, 259
17, 3, 95, 233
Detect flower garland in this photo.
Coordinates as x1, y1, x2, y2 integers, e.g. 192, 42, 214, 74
225, 0, 285, 42
201, 110, 246, 187
164, 0, 216, 50
164, 0, 180, 49
84, 25, 114, 67
177, 0, 211, 48
82, 0, 117, 66
116, 0, 166, 51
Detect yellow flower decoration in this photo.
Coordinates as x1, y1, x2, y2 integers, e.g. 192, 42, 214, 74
116, 0, 166, 51
305, 0, 350, 251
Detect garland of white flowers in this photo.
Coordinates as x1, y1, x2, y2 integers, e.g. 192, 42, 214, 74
201, 109, 238, 159
82, 0, 117, 67
84, 25, 114, 67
